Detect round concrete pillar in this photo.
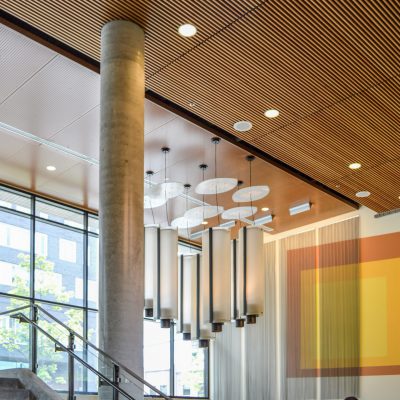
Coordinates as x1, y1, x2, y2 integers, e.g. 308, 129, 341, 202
99, 19, 145, 394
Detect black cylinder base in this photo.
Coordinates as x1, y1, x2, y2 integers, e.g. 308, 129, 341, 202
144, 308, 153, 318
235, 319, 245, 328
183, 332, 191, 341
160, 319, 171, 329
246, 314, 257, 324
212, 322, 224, 333
199, 339, 209, 348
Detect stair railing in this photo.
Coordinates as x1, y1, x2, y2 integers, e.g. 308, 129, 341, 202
0, 305, 171, 400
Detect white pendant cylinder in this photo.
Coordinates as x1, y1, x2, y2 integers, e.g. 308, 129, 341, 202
178, 254, 195, 339
237, 226, 264, 324
159, 228, 178, 325
191, 254, 215, 345
144, 226, 158, 317
202, 228, 231, 332
144, 226, 178, 327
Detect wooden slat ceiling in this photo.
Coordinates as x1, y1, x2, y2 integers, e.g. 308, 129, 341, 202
2, 0, 399, 212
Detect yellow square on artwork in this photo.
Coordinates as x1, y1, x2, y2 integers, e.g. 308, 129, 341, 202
360, 258, 400, 367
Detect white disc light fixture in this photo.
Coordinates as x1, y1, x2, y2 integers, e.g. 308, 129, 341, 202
184, 205, 224, 220
233, 185, 270, 202
171, 216, 202, 229
195, 177, 238, 195
221, 206, 257, 220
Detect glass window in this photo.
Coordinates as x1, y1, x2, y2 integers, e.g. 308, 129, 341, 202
35, 199, 84, 230
35, 221, 84, 306
144, 319, 171, 396
0, 188, 31, 214
0, 210, 31, 295
35, 232, 48, 257
174, 330, 207, 397
58, 238, 77, 263
88, 215, 99, 234
0, 295, 30, 370
88, 235, 99, 309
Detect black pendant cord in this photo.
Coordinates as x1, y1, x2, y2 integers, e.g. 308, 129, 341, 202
146, 170, 156, 225
199, 164, 208, 224
184, 183, 193, 251
236, 180, 243, 230
213, 138, 221, 226
162, 147, 170, 226
247, 155, 256, 223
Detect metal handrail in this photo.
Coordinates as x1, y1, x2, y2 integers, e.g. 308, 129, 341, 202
12, 312, 137, 400
0, 306, 171, 399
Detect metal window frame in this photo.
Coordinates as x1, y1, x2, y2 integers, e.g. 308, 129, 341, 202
0, 183, 209, 398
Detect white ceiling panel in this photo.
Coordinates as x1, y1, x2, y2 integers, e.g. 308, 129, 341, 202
0, 24, 56, 103
38, 162, 99, 210
144, 100, 176, 135
0, 55, 100, 139
50, 105, 100, 160
0, 127, 31, 158
2, 142, 80, 187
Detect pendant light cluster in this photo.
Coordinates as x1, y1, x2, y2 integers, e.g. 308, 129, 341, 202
144, 139, 270, 347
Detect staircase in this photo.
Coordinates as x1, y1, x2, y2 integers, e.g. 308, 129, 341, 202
0, 377, 35, 400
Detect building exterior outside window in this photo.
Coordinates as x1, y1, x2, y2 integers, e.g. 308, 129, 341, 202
0, 185, 208, 397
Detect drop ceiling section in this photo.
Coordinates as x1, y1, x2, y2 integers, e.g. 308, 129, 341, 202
0, 22, 355, 233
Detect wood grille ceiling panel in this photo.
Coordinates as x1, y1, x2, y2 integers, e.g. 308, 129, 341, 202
2, 0, 400, 212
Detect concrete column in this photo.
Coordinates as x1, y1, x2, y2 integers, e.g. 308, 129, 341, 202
99, 19, 145, 394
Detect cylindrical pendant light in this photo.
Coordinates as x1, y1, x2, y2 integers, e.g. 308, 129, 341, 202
237, 226, 264, 324
144, 225, 158, 318
191, 254, 214, 347
144, 226, 178, 327
178, 254, 195, 340
202, 227, 231, 332
158, 227, 178, 328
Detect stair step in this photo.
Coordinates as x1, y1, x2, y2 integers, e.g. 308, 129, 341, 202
0, 377, 23, 389
0, 388, 34, 400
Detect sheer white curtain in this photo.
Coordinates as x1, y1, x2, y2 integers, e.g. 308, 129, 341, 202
245, 241, 277, 400
318, 217, 360, 399
280, 230, 317, 400
212, 322, 243, 400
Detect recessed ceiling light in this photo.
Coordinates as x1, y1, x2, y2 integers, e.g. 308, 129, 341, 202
261, 207, 269, 212
349, 162, 361, 170
356, 191, 371, 198
178, 23, 197, 37
233, 121, 252, 132
201, 221, 208, 225
264, 109, 280, 118
46, 165, 56, 171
